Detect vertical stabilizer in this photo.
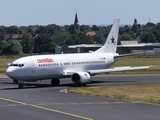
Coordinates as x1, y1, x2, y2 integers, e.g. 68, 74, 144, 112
95, 18, 120, 53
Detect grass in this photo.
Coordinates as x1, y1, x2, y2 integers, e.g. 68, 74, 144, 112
113, 56, 160, 67
0, 56, 18, 74
68, 84, 160, 105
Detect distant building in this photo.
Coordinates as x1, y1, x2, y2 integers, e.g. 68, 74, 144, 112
3, 34, 12, 41
11, 34, 24, 40
117, 41, 159, 55
55, 44, 102, 54
86, 31, 96, 36
55, 40, 160, 55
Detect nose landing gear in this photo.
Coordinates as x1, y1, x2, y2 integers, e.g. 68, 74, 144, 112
18, 80, 24, 89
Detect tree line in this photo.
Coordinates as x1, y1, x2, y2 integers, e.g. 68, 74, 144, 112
0, 19, 160, 55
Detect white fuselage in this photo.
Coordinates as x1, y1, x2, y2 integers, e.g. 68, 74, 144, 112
6, 53, 117, 81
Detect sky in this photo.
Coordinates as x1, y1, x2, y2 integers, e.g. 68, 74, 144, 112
0, 0, 160, 26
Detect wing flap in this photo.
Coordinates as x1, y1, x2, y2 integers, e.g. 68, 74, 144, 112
88, 66, 152, 74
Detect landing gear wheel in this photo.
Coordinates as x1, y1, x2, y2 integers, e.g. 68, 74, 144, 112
51, 78, 60, 86
75, 83, 86, 87
80, 83, 86, 87
18, 80, 24, 89
13, 79, 18, 83
18, 84, 24, 89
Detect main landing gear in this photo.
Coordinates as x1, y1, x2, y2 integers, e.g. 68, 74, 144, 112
76, 83, 86, 87
51, 78, 60, 86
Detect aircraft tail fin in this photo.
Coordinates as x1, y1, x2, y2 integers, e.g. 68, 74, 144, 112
94, 18, 120, 53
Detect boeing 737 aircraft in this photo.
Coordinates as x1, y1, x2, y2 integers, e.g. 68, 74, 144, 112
6, 18, 151, 88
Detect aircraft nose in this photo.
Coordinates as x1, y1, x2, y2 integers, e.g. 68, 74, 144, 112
6, 67, 25, 80
6, 68, 14, 77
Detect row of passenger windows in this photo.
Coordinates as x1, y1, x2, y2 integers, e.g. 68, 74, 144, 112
39, 63, 58, 67
72, 61, 105, 65
39, 61, 105, 67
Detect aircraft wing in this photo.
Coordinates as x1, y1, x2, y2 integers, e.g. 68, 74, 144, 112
88, 66, 152, 74
63, 66, 152, 76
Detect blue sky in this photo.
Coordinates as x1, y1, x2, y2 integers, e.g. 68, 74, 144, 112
0, 0, 160, 26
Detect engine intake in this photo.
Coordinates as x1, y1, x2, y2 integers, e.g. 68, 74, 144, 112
71, 72, 91, 83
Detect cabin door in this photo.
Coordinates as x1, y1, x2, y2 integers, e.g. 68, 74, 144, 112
29, 59, 36, 72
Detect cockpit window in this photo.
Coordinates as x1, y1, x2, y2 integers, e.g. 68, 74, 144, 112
19, 64, 24, 67
10, 64, 24, 67
13, 64, 18, 66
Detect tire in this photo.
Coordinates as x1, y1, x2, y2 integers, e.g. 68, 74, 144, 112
18, 84, 24, 89
13, 79, 18, 83
51, 78, 60, 86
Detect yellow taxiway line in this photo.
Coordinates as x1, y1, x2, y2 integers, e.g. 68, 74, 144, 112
0, 97, 93, 120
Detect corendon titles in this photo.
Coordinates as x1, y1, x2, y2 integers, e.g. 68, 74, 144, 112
37, 58, 55, 63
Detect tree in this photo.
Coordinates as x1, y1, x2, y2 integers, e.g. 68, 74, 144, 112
2, 40, 23, 55
82, 35, 95, 44
68, 25, 77, 34
34, 35, 51, 53
21, 35, 34, 53
49, 41, 57, 53
132, 19, 139, 33
46, 25, 54, 35
7, 26, 19, 34
65, 33, 95, 45
91, 25, 99, 31
35, 26, 47, 34
146, 22, 156, 27
119, 33, 134, 41
0, 40, 4, 52
153, 23, 160, 42
65, 37, 75, 45
80, 25, 91, 32
132, 19, 141, 38
92, 33, 105, 44
27, 27, 34, 35
140, 32, 157, 43
19, 27, 26, 34
0, 26, 7, 34
123, 25, 131, 33
53, 31, 69, 45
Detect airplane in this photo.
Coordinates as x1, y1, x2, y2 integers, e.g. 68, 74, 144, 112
6, 18, 151, 88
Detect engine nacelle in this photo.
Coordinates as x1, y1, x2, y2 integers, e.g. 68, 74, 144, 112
71, 72, 91, 83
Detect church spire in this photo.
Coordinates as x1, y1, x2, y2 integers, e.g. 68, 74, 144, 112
74, 12, 79, 25
74, 12, 80, 32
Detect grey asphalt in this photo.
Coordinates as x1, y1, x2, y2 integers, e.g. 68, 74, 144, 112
0, 74, 160, 120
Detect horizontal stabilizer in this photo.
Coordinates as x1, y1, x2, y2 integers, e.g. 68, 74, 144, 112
115, 51, 154, 58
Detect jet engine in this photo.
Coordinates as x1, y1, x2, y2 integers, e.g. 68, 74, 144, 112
71, 72, 91, 83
